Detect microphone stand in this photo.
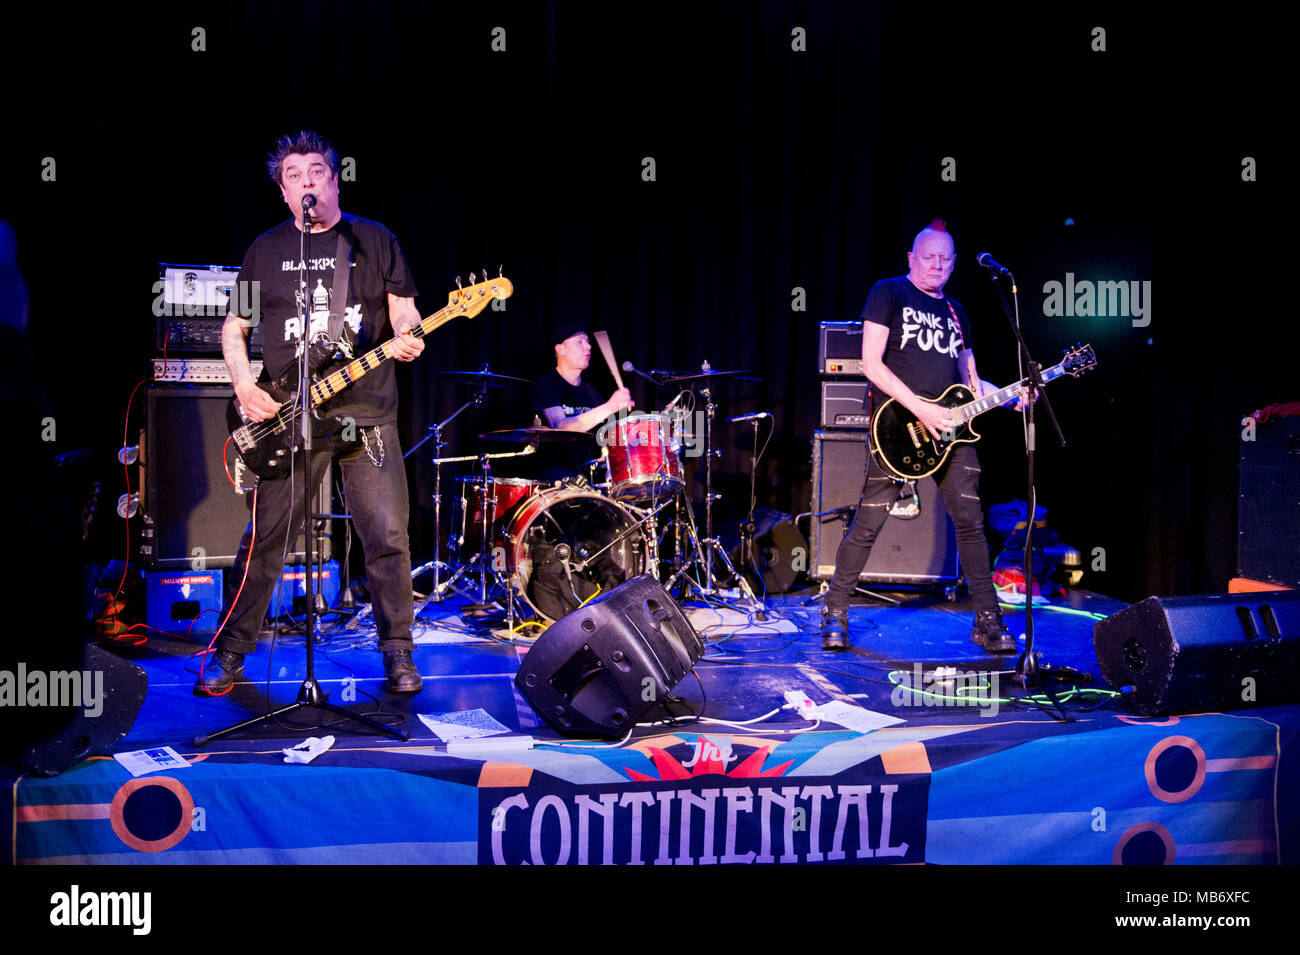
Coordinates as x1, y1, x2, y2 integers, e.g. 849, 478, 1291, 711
196, 197, 408, 746
983, 263, 1069, 719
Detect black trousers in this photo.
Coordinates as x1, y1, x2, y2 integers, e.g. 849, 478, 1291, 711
218, 421, 414, 655
825, 442, 998, 615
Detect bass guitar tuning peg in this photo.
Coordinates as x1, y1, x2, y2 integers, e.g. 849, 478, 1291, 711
455, 275, 463, 290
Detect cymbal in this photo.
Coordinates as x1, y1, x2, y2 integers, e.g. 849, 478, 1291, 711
437, 369, 532, 388
657, 368, 757, 383
479, 427, 586, 444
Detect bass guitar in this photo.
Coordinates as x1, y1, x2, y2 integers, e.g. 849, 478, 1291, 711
870, 343, 1096, 479
229, 273, 513, 479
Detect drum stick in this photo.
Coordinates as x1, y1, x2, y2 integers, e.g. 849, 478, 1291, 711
592, 330, 625, 391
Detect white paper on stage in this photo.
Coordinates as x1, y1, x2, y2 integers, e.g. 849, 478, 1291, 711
113, 746, 193, 777
418, 708, 512, 742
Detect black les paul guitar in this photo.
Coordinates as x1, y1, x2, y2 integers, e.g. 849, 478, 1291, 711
871, 343, 1096, 479
229, 273, 513, 480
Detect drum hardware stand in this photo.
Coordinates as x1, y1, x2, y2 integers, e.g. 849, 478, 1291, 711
700, 373, 719, 594
662, 488, 764, 612
405, 381, 490, 614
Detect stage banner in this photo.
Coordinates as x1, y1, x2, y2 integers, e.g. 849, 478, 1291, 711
476, 732, 930, 865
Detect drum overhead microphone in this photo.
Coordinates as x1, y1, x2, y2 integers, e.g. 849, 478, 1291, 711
621, 360, 659, 386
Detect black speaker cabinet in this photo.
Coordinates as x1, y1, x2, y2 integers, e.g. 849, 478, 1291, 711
809, 430, 959, 584
515, 574, 705, 738
1093, 592, 1300, 715
142, 385, 330, 571
1238, 416, 1300, 587
18, 645, 149, 776
719, 508, 809, 594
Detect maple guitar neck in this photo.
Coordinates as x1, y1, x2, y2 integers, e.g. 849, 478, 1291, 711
305, 304, 459, 409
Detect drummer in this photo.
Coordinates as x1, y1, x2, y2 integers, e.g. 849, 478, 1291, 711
531, 323, 634, 482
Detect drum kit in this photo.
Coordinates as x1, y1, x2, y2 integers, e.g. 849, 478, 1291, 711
406, 362, 766, 631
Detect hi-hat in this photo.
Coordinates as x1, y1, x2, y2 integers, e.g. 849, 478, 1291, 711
438, 369, 532, 388
657, 368, 757, 383
479, 427, 586, 444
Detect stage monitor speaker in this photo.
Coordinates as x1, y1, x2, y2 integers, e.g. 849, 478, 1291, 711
515, 574, 705, 738
809, 430, 959, 584
142, 385, 331, 571
719, 508, 808, 594
1237, 416, 1300, 588
1092, 592, 1300, 715
16, 645, 149, 777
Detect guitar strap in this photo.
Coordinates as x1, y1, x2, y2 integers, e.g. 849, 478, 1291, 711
327, 218, 354, 353
944, 297, 979, 392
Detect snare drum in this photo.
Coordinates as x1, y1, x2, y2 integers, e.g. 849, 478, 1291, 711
505, 486, 647, 621
596, 413, 685, 502
455, 476, 543, 557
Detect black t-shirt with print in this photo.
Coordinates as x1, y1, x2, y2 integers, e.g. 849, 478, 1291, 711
530, 369, 603, 479
861, 275, 973, 401
230, 214, 419, 427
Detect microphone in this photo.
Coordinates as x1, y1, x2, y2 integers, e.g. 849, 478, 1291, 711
726, 411, 770, 424
621, 360, 659, 386
976, 252, 1012, 276
301, 194, 317, 210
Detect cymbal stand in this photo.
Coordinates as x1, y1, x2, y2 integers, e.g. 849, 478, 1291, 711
408, 391, 485, 610
701, 375, 718, 593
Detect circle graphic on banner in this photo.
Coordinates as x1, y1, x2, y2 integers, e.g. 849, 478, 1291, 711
110, 776, 194, 853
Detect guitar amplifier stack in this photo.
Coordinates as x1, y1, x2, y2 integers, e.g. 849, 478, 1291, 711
809, 321, 959, 585
142, 262, 331, 574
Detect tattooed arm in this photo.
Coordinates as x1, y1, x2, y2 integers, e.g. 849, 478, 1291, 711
223, 312, 280, 421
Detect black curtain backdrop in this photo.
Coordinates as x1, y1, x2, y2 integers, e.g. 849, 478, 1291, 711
3, 2, 1284, 604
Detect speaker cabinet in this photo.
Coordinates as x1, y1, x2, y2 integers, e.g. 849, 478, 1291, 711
515, 575, 705, 738
809, 430, 959, 584
1238, 417, 1300, 587
718, 508, 809, 594
141, 385, 330, 571
17, 645, 149, 776
1092, 592, 1300, 715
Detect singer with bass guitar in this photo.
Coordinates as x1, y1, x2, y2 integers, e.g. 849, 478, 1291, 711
821, 221, 1029, 653
196, 130, 427, 697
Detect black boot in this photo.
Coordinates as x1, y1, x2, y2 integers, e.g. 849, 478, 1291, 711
383, 649, 423, 693
821, 607, 850, 651
194, 648, 245, 697
971, 609, 1017, 654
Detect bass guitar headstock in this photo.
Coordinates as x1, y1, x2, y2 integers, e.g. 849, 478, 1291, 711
448, 267, 514, 319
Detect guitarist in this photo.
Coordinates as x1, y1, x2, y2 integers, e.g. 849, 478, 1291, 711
821, 221, 1021, 653
196, 130, 425, 696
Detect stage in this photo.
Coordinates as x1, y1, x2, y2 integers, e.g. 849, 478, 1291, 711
6, 589, 1296, 866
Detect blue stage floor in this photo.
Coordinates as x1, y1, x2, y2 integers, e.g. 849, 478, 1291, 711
5, 589, 1297, 865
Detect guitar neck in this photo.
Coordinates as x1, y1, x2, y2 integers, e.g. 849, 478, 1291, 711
307, 304, 456, 408
954, 361, 1069, 422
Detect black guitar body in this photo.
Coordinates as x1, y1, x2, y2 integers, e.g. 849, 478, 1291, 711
871, 384, 981, 479
227, 362, 353, 481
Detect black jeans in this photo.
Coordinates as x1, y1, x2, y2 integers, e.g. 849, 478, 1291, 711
825, 442, 997, 615
218, 421, 414, 655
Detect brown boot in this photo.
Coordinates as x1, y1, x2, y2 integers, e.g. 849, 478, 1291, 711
194, 649, 245, 696
383, 649, 423, 693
